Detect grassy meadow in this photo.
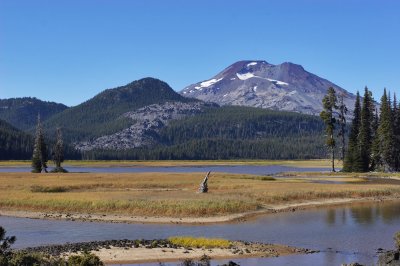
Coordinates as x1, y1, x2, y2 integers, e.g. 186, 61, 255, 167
0, 170, 399, 218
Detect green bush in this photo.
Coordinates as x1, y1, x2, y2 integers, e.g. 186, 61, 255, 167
1, 251, 65, 266
67, 251, 104, 266
50, 167, 69, 173
30, 185, 68, 193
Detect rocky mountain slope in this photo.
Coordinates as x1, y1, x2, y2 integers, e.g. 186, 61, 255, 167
181, 60, 357, 116
75, 101, 215, 151
43, 77, 199, 142
0, 97, 68, 130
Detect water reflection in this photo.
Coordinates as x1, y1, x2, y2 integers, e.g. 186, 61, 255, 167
1, 201, 399, 265
0, 165, 328, 175
323, 202, 400, 226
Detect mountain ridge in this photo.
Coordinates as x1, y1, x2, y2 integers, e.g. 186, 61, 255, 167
42, 77, 199, 142
0, 97, 68, 130
181, 60, 357, 116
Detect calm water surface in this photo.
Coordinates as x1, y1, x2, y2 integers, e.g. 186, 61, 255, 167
1, 201, 399, 265
0, 165, 328, 175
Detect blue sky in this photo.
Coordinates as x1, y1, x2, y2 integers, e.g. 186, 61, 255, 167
1, 0, 399, 106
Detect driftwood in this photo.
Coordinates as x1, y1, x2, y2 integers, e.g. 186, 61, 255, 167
198, 171, 211, 193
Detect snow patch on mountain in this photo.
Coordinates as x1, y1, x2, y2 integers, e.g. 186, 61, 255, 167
267, 78, 289, 86
236, 72, 255, 80
200, 78, 223, 88
247, 62, 258, 67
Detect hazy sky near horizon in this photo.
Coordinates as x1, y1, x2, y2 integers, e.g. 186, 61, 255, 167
1, 0, 399, 106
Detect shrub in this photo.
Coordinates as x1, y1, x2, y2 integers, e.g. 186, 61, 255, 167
30, 185, 68, 193
1, 251, 66, 266
50, 167, 69, 173
67, 251, 104, 266
0, 226, 16, 256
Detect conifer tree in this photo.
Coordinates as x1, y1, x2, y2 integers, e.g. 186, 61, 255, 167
337, 93, 348, 162
393, 94, 400, 171
343, 91, 361, 172
31, 114, 48, 173
320, 87, 338, 172
356, 87, 374, 172
374, 89, 394, 171
52, 127, 65, 172
371, 108, 380, 170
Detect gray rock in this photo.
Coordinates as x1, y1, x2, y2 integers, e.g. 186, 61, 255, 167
74, 101, 215, 151
378, 250, 400, 266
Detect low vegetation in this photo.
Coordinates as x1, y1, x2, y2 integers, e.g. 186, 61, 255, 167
169, 236, 231, 249
0, 226, 103, 266
30, 185, 69, 193
0, 171, 399, 217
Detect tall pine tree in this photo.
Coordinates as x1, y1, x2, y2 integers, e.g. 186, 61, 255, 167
52, 127, 66, 172
373, 89, 394, 171
370, 107, 380, 171
393, 94, 400, 171
337, 93, 348, 162
320, 87, 338, 172
343, 91, 361, 172
31, 114, 48, 173
355, 87, 375, 172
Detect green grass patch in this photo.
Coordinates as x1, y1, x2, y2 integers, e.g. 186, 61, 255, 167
168, 236, 231, 248
224, 175, 276, 181
30, 185, 69, 193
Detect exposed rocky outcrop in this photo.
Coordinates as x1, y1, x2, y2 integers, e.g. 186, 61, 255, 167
75, 101, 216, 151
378, 250, 400, 266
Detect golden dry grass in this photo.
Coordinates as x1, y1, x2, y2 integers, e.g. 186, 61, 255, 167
0, 171, 399, 217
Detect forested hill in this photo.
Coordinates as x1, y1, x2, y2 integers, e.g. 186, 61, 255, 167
0, 97, 68, 130
83, 106, 328, 160
43, 77, 198, 142
0, 119, 33, 159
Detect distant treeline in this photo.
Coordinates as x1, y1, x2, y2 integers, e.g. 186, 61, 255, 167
82, 137, 327, 160
1, 105, 335, 160
82, 106, 329, 160
0, 119, 33, 160
0, 119, 80, 160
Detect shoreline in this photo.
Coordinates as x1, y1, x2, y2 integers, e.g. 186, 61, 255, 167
1, 195, 398, 225
22, 239, 315, 265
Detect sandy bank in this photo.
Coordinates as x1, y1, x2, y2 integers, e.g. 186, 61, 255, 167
1, 196, 398, 224
62, 241, 311, 264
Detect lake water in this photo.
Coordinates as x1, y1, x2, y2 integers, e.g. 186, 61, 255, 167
0, 165, 328, 175
1, 200, 399, 265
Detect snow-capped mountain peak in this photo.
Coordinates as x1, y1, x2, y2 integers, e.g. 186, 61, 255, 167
180, 60, 356, 116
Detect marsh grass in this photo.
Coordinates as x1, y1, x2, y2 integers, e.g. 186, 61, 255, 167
30, 185, 69, 193
0, 171, 399, 217
168, 236, 231, 248
224, 175, 276, 181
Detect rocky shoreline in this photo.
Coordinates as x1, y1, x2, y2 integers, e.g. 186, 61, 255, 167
19, 238, 318, 264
